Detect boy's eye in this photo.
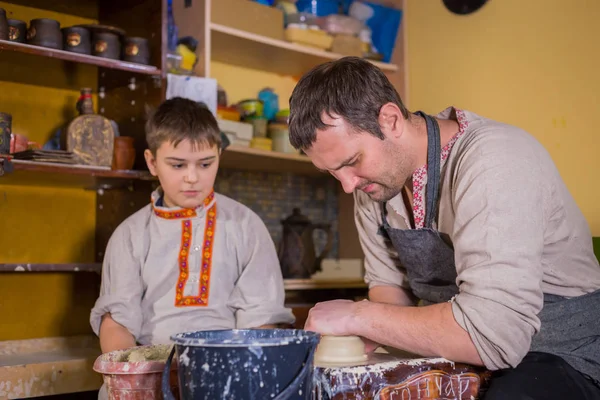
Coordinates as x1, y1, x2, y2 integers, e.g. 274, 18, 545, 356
171, 164, 183, 169
200, 162, 213, 169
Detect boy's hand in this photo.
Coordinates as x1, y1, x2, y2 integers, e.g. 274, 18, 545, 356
99, 313, 136, 354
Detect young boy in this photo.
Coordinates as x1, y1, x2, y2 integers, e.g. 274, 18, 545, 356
90, 97, 295, 354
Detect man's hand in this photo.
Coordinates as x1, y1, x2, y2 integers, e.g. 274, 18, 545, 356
303, 299, 360, 335
304, 299, 382, 353
304, 299, 483, 366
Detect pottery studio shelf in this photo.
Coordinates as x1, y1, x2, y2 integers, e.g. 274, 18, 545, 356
0, 263, 102, 272
0, 39, 161, 76
0, 159, 154, 189
0, 335, 102, 398
284, 279, 367, 290
210, 23, 398, 77
220, 145, 321, 176
0, 263, 366, 289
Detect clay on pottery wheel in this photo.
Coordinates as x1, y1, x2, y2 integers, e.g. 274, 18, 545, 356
314, 335, 368, 367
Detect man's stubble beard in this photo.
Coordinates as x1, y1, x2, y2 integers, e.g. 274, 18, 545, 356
364, 141, 414, 203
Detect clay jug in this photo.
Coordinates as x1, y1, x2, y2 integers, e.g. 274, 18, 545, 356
277, 208, 333, 279
66, 88, 115, 167
112, 136, 135, 170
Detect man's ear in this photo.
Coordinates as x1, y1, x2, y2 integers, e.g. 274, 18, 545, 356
378, 102, 405, 140
144, 149, 158, 176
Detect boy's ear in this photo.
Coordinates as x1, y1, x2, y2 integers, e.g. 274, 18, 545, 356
144, 149, 158, 176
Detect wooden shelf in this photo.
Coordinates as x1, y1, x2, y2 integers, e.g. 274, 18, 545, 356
210, 23, 398, 77
0, 264, 367, 293
220, 145, 322, 176
284, 279, 367, 290
0, 335, 102, 398
0, 159, 154, 189
0, 40, 161, 76
0, 263, 101, 272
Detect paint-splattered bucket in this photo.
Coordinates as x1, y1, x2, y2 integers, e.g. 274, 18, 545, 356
161, 329, 320, 400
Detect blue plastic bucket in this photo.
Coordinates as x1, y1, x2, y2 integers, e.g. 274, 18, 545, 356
162, 329, 320, 400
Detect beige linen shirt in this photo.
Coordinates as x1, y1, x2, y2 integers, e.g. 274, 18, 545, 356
90, 189, 295, 345
355, 108, 600, 370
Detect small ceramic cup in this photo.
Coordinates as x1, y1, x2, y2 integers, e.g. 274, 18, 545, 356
0, 112, 12, 155
27, 18, 62, 49
62, 26, 91, 54
0, 8, 8, 41
92, 31, 120, 60
122, 36, 150, 65
7, 19, 27, 43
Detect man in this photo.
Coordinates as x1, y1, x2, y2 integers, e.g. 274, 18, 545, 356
288, 56, 600, 399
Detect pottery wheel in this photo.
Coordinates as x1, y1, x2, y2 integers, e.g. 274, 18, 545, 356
314, 335, 368, 367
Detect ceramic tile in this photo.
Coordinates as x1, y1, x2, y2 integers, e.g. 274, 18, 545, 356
215, 169, 339, 258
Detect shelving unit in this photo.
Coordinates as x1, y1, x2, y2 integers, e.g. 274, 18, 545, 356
0, 1, 166, 396
0, 158, 153, 188
210, 22, 398, 78
0, 39, 161, 75
220, 145, 320, 176
0, 262, 365, 290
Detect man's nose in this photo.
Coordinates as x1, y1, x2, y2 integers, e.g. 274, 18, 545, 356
336, 170, 359, 194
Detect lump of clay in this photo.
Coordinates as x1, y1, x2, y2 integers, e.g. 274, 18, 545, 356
119, 344, 173, 362
314, 335, 368, 366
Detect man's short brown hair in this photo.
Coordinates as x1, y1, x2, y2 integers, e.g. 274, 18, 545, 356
288, 56, 410, 150
145, 97, 221, 154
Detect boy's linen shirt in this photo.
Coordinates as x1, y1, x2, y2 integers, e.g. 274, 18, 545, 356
90, 189, 294, 345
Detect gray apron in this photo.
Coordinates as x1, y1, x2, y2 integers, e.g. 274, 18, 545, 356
378, 111, 600, 384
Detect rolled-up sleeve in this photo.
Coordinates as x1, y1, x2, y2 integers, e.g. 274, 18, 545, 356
354, 191, 409, 290
228, 213, 295, 328
90, 224, 144, 339
450, 134, 546, 370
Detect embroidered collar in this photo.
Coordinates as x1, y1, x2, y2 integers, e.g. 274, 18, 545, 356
392, 107, 469, 229
151, 188, 216, 220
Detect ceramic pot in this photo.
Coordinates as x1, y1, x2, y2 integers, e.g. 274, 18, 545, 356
0, 8, 8, 41
113, 136, 135, 170
8, 19, 26, 43
92, 32, 120, 60
28, 18, 62, 49
62, 26, 91, 54
122, 36, 150, 65
0, 112, 12, 154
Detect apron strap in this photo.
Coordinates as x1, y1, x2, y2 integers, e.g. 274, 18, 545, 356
379, 112, 443, 231
415, 111, 442, 229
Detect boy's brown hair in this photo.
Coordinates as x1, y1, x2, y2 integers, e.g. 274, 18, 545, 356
145, 97, 221, 154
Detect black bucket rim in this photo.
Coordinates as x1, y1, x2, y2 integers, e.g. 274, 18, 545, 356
170, 328, 321, 348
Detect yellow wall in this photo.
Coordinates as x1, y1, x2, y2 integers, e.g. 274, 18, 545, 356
405, 0, 600, 233
210, 61, 298, 110
0, 4, 99, 340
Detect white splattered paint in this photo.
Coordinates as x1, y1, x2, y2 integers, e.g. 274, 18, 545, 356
222, 375, 232, 397
179, 347, 190, 367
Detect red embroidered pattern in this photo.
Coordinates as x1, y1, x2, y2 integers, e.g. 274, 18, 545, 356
411, 109, 469, 229
152, 190, 215, 219
174, 202, 216, 307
